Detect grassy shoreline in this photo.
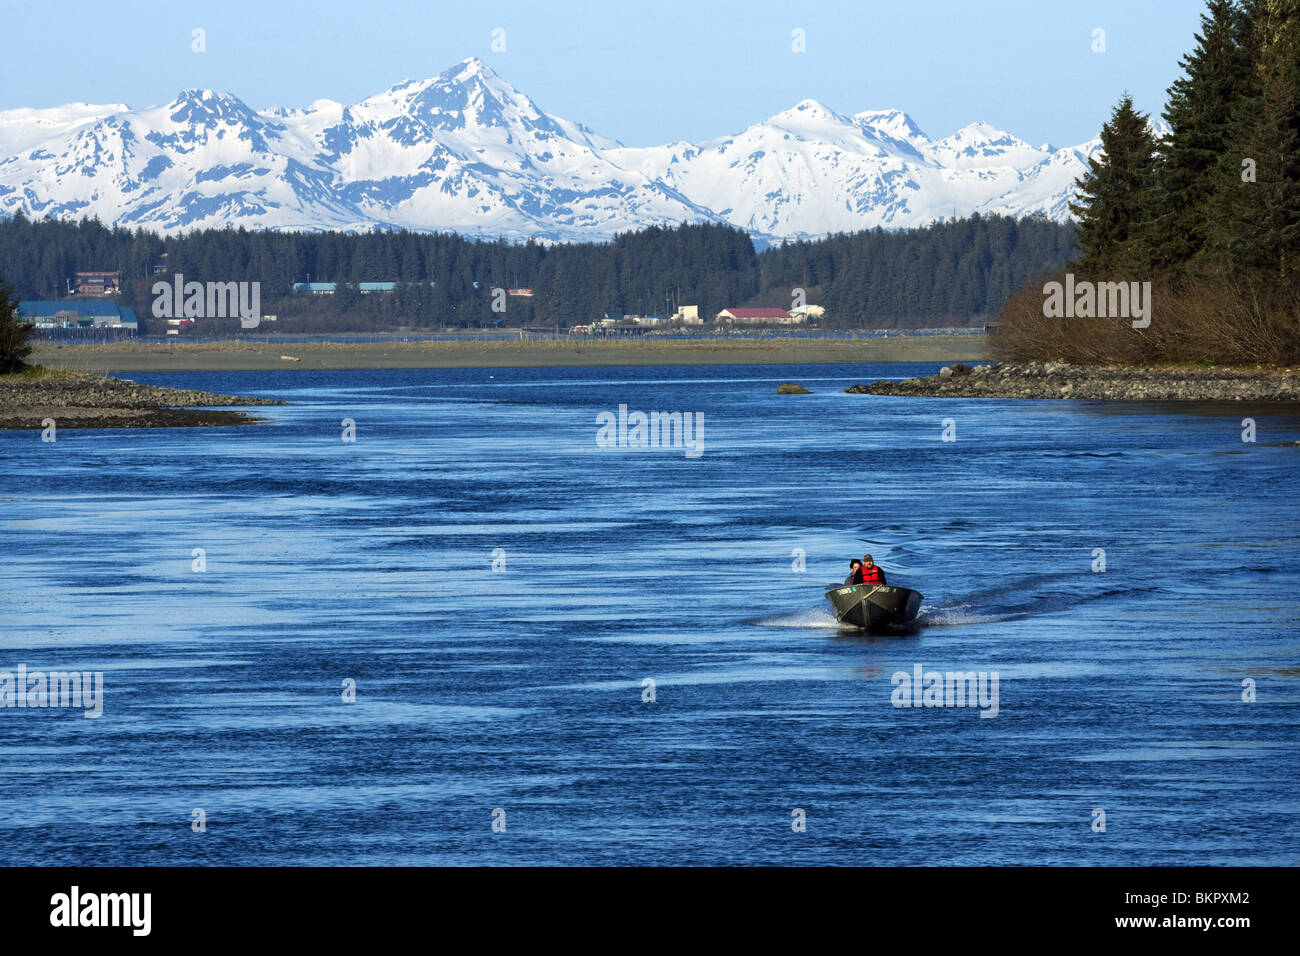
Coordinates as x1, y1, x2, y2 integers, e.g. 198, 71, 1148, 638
30, 334, 988, 373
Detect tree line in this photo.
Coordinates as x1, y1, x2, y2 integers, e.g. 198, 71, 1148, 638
0, 211, 1075, 333
760, 215, 1075, 324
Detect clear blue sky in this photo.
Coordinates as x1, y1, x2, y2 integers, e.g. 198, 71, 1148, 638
2, 0, 1207, 147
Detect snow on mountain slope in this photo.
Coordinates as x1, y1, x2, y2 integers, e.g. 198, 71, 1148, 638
606, 101, 1099, 237
606, 99, 936, 236
0, 58, 1099, 241
925, 121, 1048, 169
0, 103, 130, 157
853, 109, 931, 156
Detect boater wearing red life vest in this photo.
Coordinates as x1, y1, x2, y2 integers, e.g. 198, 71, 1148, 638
859, 554, 886, 587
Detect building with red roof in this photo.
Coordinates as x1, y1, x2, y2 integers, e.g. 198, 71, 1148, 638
716, 307, 804, 325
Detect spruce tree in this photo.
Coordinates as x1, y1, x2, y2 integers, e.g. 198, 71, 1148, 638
0, 279, 33, 373
1068, 94, 1160, 275
1149, 0, 1252, 272
1205, 0, 1300, 279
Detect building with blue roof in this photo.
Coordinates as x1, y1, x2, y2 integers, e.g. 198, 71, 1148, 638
18, 300, 138, 329
291, 281, 433, 294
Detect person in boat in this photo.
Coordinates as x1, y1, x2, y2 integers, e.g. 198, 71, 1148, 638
859, 554, 886, 586
844, 559, 862, 585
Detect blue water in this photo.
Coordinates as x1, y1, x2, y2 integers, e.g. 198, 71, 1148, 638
2, 362, 1298, 865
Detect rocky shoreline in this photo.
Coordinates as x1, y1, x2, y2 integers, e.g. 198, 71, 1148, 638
847, 361, 1300, 402
0, 370, 284, 429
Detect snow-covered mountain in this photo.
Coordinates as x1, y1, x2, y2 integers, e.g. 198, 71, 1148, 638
0, 58, 1106, 242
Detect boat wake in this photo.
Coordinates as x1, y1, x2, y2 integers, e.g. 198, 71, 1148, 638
919, 579, 1151, 627
916, 603, 1013, 627
752, 608, 850, 629
759, 571, 1148, 633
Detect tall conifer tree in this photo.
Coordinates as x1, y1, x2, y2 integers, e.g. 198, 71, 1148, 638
1150, 0, 1252, 271
1206, 0, 1300, 278
1068, 95, 1159, 275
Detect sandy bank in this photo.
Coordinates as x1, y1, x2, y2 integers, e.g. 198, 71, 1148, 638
31, 335, 988, 373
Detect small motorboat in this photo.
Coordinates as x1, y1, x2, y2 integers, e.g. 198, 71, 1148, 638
825, 583, 923, 631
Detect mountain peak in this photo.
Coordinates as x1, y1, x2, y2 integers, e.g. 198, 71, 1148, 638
948, 121, 1016, 143
432, 56, 510, 92
764, 98, 852, 132
164, 89, 263, 128
169, 88, 240, 106
927, 121, 1045, 170
455, 56, 495, 77
854, 109, 928, 143
338, 59, 566, 155
793, 97, 830, 112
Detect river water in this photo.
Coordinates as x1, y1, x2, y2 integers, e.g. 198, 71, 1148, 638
2, 362, 1297, 865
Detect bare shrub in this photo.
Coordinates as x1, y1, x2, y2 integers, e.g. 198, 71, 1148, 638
992, 271, 1300, 365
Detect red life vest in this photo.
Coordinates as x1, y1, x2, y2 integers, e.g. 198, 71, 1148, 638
860, 564, 885, 586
